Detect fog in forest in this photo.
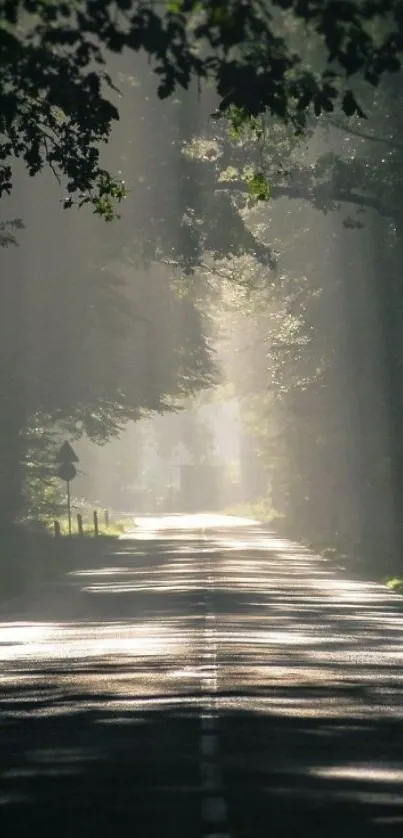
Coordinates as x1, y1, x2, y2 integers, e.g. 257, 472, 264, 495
5, 10, 403, 838
1, 38, 403, 583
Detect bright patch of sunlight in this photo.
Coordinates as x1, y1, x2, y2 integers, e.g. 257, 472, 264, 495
126, 513, 258, 534
0, 620, 185, 661
70, 567, 131, 576
0, 622, 58, 644
218, 629, 343, 646
81, 583, 201, 593
213, 695, 403, 720
310, 764, 403, 783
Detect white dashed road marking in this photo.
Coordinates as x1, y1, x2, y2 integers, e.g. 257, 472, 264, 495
200, 760, 221, 790
201, 734, 217, 758
200, 558, 231, 838
201, 713, 216, 732
202, 797, 228, 823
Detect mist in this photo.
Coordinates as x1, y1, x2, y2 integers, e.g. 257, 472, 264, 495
0, 46, 401, 580
3, 6, 403, 837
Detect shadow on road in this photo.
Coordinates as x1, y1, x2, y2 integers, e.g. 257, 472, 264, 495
1, 691, 403, 837
1, 527, 403, 836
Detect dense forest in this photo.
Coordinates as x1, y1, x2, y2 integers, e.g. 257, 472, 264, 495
2, 1, 403, 578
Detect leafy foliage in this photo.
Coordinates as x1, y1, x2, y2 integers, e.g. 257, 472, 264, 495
200, 63, 403, 575
247, 171, 272, 202
0, 217, 24, 246
2, 1, 403, 207
0, 216, 217, 526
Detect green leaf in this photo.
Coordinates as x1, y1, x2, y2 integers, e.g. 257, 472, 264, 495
167, 1, 183, 12
247, 172, 271, 202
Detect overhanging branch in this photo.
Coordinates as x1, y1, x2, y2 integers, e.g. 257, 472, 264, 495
214, 180, 391, 218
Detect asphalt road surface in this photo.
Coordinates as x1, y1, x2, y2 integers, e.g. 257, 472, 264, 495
1, 513, 403, 837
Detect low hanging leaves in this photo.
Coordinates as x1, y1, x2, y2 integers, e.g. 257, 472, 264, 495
247, 171, 271, 202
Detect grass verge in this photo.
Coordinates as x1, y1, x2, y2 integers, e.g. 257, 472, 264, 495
384, 576, 403, 594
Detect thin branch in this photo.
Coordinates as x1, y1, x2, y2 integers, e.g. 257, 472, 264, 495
271, 183, 388, 214
214, 179, 390, 217
42, 136, 62, 186
327, 116, 403, 152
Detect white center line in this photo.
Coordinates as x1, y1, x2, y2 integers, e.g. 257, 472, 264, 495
200, 563, 231, 838
200, 760, 221, 790
202, 797, 228, 823
201, 734, 217, 758
201, 713, 216, 732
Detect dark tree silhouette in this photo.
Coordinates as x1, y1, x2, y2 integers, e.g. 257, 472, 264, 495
1, 1, 403, 214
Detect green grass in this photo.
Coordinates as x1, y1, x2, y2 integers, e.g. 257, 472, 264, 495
45, 515, 129, 538
384, 576, 403, 594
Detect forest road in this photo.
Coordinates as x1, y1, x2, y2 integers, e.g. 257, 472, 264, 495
1, 513, 403, 837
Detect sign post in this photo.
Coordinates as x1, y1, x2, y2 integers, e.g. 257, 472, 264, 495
56, 442, 79, 535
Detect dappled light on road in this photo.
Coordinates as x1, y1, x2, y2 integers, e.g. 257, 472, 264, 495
204, 531, 403, 721
1, 516, 403, 835
0, 619, 185, 661
310, 764, 403, 783
129, 513, 258, 532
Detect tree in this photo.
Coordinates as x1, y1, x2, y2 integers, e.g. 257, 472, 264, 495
198, 64, 403, 576
2, 1, 403, 215
0, 215, 216, 528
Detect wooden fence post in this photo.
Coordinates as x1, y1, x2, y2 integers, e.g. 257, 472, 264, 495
93, 510, 99, 537
54, 520, 61, 538
77, 513, 84, 537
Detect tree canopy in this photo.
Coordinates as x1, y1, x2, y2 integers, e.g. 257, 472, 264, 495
203, 59, 403, 575
2, 1, 403, 215
0, 203, 217, 527
3, 0, 403, 583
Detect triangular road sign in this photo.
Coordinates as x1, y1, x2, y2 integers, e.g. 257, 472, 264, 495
57, 441, 79, 463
